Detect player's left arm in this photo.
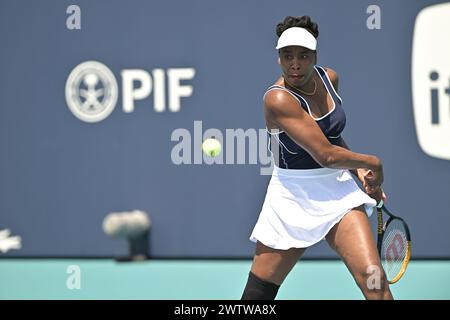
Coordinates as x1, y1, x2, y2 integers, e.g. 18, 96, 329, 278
335, 136, 366, 181
337, 134, 386, 203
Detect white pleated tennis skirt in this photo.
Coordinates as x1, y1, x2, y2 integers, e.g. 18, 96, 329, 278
250, 166, 377, 249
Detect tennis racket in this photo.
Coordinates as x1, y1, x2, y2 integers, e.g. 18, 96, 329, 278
376, 201, 411, 284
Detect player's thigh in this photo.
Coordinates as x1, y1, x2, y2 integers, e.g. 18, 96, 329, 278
250, 241, 306, 285
325, 206, 382, 279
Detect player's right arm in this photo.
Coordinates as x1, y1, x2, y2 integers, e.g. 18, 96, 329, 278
264, 89, 383, 187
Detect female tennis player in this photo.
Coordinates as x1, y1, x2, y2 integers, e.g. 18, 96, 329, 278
241, 16, 393, 300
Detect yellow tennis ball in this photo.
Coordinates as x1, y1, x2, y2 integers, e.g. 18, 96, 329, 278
202, 138, 221, 157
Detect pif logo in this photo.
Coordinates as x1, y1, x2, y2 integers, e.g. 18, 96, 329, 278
412, 3, 450, 160
65, 61, 195, 123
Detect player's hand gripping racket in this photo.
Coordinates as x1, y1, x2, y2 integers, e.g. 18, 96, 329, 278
376, 200, 411, 284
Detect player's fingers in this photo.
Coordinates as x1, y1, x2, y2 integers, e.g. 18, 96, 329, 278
364, 180, 378, 190
364, 170, 373, 177
364, 169, 384, 186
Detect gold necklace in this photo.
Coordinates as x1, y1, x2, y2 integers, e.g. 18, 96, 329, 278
285, 77, 317, 96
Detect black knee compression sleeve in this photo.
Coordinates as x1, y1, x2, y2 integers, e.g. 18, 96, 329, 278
241, 271, 280, 300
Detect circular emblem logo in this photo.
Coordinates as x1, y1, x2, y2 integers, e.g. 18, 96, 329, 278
65, 61, 118, 123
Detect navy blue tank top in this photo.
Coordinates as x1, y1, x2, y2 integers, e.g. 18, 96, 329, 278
266, 65, 346, 169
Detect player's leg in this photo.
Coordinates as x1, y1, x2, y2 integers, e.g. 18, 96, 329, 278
241, 241, 305, 300
325, 206, 393, 300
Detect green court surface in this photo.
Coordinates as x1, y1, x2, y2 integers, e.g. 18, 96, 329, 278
0, 259, 449, 299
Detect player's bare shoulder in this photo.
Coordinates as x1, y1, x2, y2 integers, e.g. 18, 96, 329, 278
263, 81, 308, 130
324, 67, 339, 92
264, 85, 299, 120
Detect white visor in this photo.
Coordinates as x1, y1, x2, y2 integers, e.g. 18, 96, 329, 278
275, 27, 317, 51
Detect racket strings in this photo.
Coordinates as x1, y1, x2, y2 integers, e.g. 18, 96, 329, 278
381, 219, 408, 280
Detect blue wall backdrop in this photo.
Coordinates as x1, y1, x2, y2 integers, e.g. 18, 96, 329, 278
1, 0, 449, 258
